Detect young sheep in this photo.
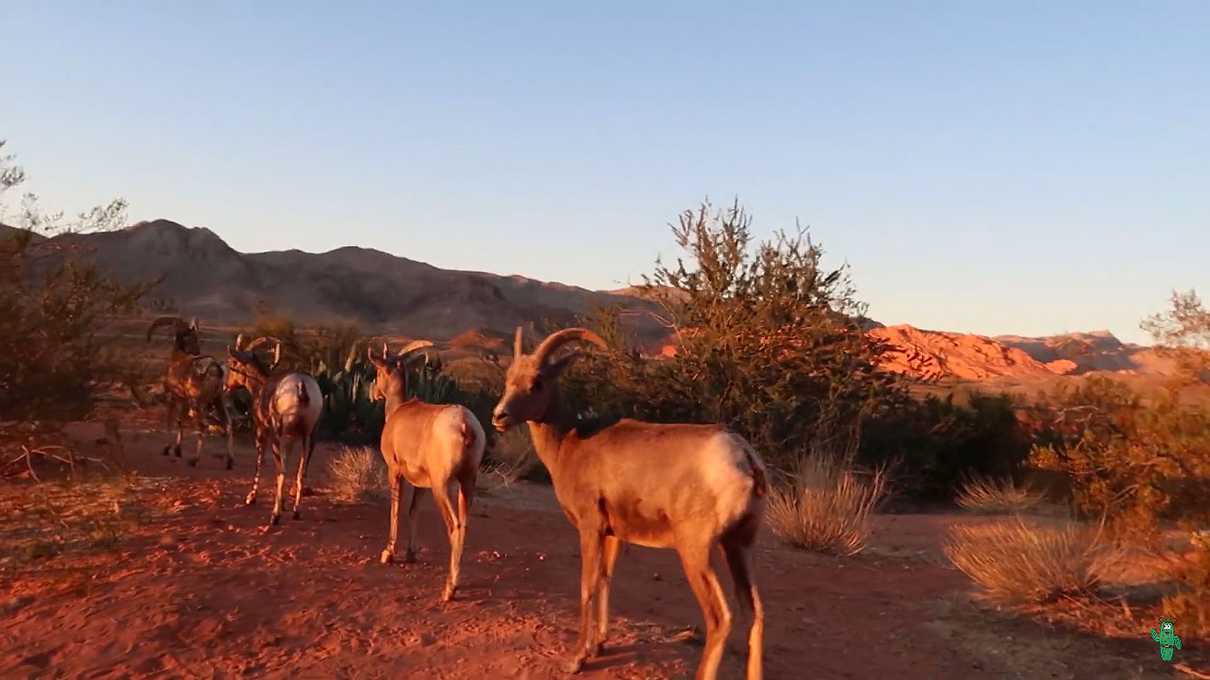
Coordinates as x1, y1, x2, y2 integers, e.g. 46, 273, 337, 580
368, 340, 486, 602
492, 327, 767, 680
224, 335, 322, 527
146, 316, 234, 469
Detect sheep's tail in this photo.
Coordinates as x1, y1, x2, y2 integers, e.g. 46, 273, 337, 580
457, 409, 486, 464
297, 379, 310, 405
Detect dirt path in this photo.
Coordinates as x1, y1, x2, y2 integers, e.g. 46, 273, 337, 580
0, 432, 1194, 679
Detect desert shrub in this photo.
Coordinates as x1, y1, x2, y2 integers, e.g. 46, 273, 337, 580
327, 446, 388, 504
1163, 541, 1209, 637
0, 140, 149, 421
859, 392, 1031, 501
944, 517, 1116, 605
558, 200, 899, 471
956, 473, 1044, 514
1028, 376, 1210, 541
766, 454, 888, 556
1141, 288, 1209, 350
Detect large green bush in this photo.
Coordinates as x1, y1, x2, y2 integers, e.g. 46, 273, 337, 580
860, 392, 1030, 501
554, 201, 1034, 501
559, 200, 898, 469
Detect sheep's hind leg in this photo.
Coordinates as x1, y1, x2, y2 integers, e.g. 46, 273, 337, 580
380, 471, 402, 563
245, 434, 266, 506
268, 437, 287, 527
290, 433, 315, 520
403, 484, 426, 563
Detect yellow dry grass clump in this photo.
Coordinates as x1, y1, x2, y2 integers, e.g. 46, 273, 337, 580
479, 427, 537, 493
327, 446, 388, 504
956, 474, 1044, 514
766, 455, 888, 556
944, 517, 1117, 605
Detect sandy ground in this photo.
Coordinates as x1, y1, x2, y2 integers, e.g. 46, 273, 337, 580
0, 429, 1202, 680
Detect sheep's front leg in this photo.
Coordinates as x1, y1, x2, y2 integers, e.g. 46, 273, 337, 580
595, 535, 622, 655
163, 396, 183, 454
566, 528, 604, 673
187, 404, 205, 467
221, 394, 236, 470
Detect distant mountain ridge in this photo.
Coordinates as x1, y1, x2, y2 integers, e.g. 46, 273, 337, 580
7, 219, 1188, 384
35, 219, 665, 340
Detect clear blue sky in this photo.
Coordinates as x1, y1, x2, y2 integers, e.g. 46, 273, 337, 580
5, 2, 1207, 344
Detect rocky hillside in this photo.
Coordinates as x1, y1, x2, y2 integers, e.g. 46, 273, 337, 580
33, 219, 664, 340
870, 325, 1059, 382
873, 326, 1186, 383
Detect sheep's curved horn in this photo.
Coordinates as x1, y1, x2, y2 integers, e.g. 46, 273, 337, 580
244, 336, 280, 353
532, 328, 608, 366
382, 342, 389, 361
395, 340, 434, 361
233, 333, 244, 351
513, 326, 524, 360
272, 341, 281, 370
146, 316, 186, 342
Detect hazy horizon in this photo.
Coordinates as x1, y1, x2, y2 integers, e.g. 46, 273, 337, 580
6, 2, 1208, 344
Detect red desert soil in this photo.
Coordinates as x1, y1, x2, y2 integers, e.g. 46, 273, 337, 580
0, 431, 1191, 679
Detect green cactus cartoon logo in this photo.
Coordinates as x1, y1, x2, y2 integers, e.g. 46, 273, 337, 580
1149, 618, 1182, 662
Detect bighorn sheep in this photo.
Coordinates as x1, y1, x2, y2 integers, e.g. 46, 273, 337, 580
224, 335, 322, 527
492, 328, 767, 680
146, 316, 234, 469
368, 340, 486, 602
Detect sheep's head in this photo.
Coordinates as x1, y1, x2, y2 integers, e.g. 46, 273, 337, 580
147, 316, 201, 355
224, 334, 279, 393
367, 340, 435, 403
491, 327, 607, 432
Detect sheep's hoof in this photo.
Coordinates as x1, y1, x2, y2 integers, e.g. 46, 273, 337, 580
593, 641, 607, 657
160, 446, 170, 457
225, 459, 234, 471
270, 514, 280, 526
173, 445, 182, 458
292, 510, 301, 521
403, 549, 418, 564
380, 549, 394, 565
441, 584, 456, 602
186, 458, 199, 468
563, 655, 586, 674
